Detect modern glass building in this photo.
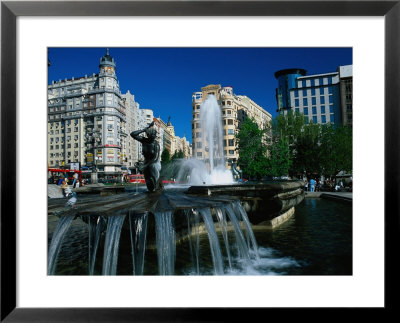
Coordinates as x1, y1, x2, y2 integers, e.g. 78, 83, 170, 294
274, 65, 352, 126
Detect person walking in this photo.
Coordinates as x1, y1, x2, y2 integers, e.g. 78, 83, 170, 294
310, 178, 316, 192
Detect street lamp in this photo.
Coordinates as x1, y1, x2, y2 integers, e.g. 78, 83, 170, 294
85, 130, 101, 184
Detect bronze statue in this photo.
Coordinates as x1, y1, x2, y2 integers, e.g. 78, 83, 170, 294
130, 121, 161, 192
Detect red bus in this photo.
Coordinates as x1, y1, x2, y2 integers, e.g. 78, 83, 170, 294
129, 174, 176, 185
129, 174, 146, 184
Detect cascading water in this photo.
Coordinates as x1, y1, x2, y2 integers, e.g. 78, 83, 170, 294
48, 214, 75, 275
215, 207, 232, 269
49, 193, 266, 275
233, 201, 260, 260
176, 95, 234, 185
129, 213, 148, 275
198, 208, 224, 275
102, 214, 126, 275
154, 211, 176, 275
88, 215, 106, 275
223, 204, 252, 265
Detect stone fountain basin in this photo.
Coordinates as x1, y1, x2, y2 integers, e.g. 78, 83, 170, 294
187, 180, 305, 224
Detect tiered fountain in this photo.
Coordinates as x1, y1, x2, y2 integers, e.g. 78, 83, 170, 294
48, 95, 304, 275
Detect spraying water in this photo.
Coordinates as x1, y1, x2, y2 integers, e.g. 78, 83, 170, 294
176, 95, 234, 185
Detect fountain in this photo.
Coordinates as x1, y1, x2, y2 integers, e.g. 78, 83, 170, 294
47, 94, 305, 275
175, 95, 234, 185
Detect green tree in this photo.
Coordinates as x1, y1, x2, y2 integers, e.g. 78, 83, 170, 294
291, 121, 322, 177
320, 124, 352, 177
236, 117, 269, 179
269, 135, 292, 177
161, 148, 171, 166
171, 149, 184, 160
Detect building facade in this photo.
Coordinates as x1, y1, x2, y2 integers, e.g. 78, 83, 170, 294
275, 65, 353, 126
121, 90, 140, 169
47, 49, 127, 180
338, 65, 353, 126
191, 84, 271, 169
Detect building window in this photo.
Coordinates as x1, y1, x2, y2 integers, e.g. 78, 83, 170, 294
196, 132, 202, 138
228, 129, 234, 135
229, 150, 235, 155
312, 107, 317, 115
312, 116, 317, 123
311, 88, 316, 96
227, 110, 232, 115
328, 77, 332, 85
197, 142, 202, 149
228, 119, 234, 125
328, 87, 333, 94
312, 97, 316, 105
295, 99, 299, 107
228, 139, 235, 146
197, 152, 202, 157
295, 108, 300, 115
304, 116, 309, 124
321, 115, 326, 123
303, 107, 309, 115
330, 106, 334, 113
302, 89, 307, 96
321, 106, 325, 114
320, 96, 325, 104
329, 96, 333, 103
196, 123, 201, 128
311, 79, 315, 87
294, 90, 299, 98
302, 80, 307, 87
319, 77, 324, 86
303, 98, 308, 106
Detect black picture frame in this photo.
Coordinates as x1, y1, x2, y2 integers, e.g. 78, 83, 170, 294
1, 0, 398, 321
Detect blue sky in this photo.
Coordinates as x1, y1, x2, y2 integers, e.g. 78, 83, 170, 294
48, 47, 352, 142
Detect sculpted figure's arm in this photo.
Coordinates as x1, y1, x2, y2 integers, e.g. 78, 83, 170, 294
130, 121, 155, 142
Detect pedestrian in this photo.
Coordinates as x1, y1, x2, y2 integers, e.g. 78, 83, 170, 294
310, 178, 316, 192
304, 180, 309, 191
72, 172, 79, 188
61, 180, 68, 197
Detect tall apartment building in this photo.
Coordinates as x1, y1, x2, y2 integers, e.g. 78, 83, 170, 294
47, 49, 127, 180
275, 65, 353, 126
121, 90, 140, 168
191, 84, 271, 169
338, 65, 353, 126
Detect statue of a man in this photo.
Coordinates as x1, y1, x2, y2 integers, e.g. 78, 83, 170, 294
130, 121, 161, 192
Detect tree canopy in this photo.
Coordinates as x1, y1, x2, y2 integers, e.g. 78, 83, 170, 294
237, 111, 352, 180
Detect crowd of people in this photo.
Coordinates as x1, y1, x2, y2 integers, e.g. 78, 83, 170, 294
303, 178, 352, 192
49, 173, 86, 197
